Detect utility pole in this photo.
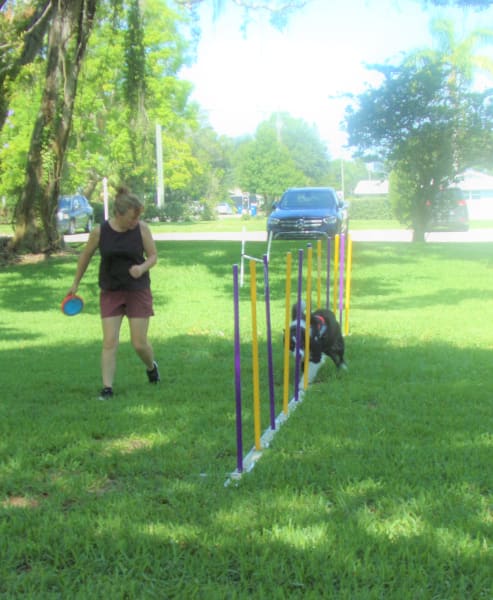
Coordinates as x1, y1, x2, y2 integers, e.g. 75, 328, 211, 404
155, 122, 164, 208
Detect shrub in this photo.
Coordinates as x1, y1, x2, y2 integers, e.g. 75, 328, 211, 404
347, 195, 393, 220
91, 202, 106, 224
201, 202, 217, 222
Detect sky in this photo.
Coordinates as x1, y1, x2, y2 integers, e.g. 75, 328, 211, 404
179, 0, 493, 158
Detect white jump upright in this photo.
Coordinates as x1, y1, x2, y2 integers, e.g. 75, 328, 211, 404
240, 227, 273, 287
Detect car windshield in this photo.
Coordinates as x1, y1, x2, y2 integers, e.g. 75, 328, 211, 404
279, 190, 336, 210
58, 198, 71, 209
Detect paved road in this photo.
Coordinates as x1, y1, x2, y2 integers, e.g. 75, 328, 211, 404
67, 228, 493, 244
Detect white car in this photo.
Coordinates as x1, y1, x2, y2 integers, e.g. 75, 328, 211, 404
216, 203, 233, 215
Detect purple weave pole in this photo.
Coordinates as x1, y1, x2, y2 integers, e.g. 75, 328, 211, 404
263, 255, 276, 430
294, 249, 304, 402
233, 264, 243, 473
339, 234, 345, 325
326, 236, 331, 310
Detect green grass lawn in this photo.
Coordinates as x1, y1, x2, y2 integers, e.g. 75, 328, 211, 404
2, 217, 493, 238
1, 239, 492, 598
150, 216, 493, 233
145, 216, 407, 233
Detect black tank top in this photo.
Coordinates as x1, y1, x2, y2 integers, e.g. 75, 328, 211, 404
98, 221, 150, 291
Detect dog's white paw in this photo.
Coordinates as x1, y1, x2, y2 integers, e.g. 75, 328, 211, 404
307, 360, 323, 383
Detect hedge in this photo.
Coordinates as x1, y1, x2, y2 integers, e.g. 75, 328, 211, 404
347, 195, 394, 220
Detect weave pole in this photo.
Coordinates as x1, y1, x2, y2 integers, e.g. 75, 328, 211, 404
232, 264, 243, 473
344, 235, 353, 336
303, 244, 313, 390
294, 249, 304, 402
263, 254, 276, 430
249, 260, 262, 451
283, 252, 292, 415
333, 234, 339, 314
316, 240, 322, 308
338, 234, 345, 325
326, 236, 331, 309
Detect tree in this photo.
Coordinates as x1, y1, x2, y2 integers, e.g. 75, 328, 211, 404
0, 1, 54, 133
273, 113, 330, 183
234, 131, 302, 203
425, 0, 493, 6
175, 0, 308, 31
232, 113, 331, 204
418, 18, 493, 169
8, 0, 97, 253
345, 55, 493, 241
327, 158, 367, 197
1, 0, 202, 240
186, 125, 234, 205
427, 17, 493, 86
2, 0, 309, 254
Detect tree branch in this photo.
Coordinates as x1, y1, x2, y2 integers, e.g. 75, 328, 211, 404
175, 0, 309, 16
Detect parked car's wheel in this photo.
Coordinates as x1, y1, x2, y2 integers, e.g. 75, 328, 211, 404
68, 219, 76, 235
85, 218, 93, 233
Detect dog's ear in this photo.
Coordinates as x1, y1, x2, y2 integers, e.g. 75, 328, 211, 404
291, 301, 307, 321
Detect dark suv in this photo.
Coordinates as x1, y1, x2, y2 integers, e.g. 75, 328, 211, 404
267, 187, 347, 240
57, 194, 94, 235
425, 187, 469, 232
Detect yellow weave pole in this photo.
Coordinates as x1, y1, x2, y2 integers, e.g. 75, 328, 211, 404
344, 235, 353, 336
316, 239, 322, 309
250, 260, 261, 450
283, 252, 292, 415
304, 244, 313, 390
333, 234, 339, 314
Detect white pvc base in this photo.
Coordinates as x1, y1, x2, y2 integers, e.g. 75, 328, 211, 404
224, 394, 304, 487
224, 357, 326, 487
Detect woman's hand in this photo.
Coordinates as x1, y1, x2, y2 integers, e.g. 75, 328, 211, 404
129, 264, 144, 279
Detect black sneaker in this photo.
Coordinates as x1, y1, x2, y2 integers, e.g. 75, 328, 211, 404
147, 361, 160, 383
98, 387, 113, 400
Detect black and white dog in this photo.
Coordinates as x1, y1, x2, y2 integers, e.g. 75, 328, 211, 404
289, 303, 347, 372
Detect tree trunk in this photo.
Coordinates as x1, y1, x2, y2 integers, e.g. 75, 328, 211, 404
10, 0, 97, 254
411, 196, 429, 243
412, 226, 426, 242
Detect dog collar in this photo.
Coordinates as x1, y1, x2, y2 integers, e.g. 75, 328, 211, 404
313, 314, 327, 338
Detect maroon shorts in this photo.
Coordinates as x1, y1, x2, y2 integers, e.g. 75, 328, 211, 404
100, 288, 154, 319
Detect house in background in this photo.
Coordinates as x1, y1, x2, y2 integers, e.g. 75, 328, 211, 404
456, 169, 493, 220
353, 169, 493, 220
353, 179, 389, 195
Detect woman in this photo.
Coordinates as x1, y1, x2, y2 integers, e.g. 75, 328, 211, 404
68, 186, 159, 399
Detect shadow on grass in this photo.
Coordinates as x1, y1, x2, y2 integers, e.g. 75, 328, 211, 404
1, 240, 493, 596
0, 327, 492, 596
2, 240, 491, 315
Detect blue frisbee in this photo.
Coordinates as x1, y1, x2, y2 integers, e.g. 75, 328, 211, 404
61, 294, 84, 316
